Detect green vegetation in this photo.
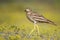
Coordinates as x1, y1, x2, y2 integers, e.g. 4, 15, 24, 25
0, 0, 60, 40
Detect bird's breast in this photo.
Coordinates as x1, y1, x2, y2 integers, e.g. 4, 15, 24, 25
27, 14, 35, 23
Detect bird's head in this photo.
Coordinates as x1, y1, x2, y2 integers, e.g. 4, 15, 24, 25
25, 8, 32, 13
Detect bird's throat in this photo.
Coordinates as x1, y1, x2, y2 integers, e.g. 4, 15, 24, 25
27, 12, 31, 14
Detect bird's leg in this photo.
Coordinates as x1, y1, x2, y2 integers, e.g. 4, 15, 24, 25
29, 23, 36, 36
35, 24, 40, 35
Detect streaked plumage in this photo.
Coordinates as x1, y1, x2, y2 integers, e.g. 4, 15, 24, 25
25, 8, 56, 35
25, 8, 56, 25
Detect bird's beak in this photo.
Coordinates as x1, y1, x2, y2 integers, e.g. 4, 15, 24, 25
24, 9, 26, 12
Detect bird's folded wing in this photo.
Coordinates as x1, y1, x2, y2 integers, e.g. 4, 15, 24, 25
31, 13, 47, 22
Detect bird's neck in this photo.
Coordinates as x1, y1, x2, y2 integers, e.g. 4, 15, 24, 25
27, 11, 32, 14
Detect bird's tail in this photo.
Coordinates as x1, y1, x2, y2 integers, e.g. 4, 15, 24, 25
47, 20, 57, 26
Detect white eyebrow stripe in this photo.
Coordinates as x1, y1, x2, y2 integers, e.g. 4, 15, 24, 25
26, 9, 30, 11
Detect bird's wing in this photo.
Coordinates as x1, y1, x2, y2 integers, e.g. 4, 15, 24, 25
31, 12, 47, 22
31, 12, 57, 25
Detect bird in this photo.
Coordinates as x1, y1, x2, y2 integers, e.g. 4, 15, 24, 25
25, 8, 56, 35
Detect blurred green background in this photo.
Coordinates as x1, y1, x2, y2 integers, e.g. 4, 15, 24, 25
0, 0, 60, 40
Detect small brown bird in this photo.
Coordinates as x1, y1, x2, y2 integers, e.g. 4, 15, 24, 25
25, 8, 56, 35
